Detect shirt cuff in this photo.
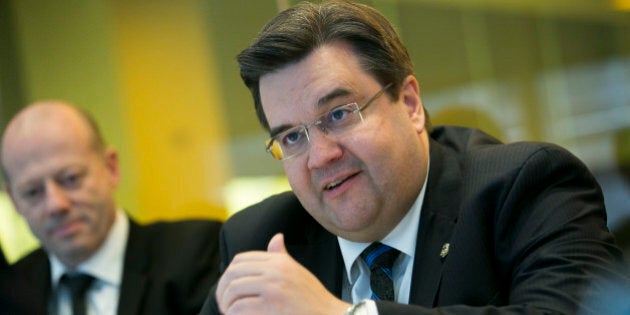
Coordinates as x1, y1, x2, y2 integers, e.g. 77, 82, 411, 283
344, 299, 378, 315
364, 299, 378, 315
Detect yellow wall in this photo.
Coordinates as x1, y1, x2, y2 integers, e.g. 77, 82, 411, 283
110, 0, 230, 222
0, 193, 38, 263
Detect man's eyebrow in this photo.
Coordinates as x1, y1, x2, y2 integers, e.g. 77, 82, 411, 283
269, 124, 293, 138
317, 88, 352, 108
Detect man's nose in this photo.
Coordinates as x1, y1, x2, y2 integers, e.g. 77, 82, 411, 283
306, 127, 343, 169
44, 181, 71, 214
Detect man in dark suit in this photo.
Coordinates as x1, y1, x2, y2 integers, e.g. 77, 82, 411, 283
0, 101, 222, 315
201, 1, 627, 314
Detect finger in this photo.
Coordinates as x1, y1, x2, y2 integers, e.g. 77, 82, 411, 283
225, 295, 266, 315
230, 250, 269, 263
216, 257, 267, 296
267, 233, 286, 253
219, 270, 273, 314
216, 259, 265, 311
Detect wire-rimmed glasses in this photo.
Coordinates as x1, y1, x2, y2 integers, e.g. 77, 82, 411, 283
265, 83, 392, 160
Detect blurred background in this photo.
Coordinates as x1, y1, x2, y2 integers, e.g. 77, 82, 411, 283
1, 0, 629, 263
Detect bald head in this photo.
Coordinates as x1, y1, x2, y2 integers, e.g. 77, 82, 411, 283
1, 101, 119, 267
1, 101, 105, 184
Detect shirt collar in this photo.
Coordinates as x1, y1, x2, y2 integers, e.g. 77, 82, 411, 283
338, 160, 429, 282
50, 209, 129, 288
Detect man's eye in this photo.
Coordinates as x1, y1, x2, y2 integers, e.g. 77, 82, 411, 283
329, 107, 352, 122
64, 174, 78, 184
60, 172, 83, 188
281, 130, 304, 147
20, 187, 42, 200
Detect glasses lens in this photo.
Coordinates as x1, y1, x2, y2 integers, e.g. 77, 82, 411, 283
277, 126, 308, 160
266, 126, 309, 160
323, 103, 362, 134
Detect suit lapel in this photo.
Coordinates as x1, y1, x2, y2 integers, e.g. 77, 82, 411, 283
4, 249, 51, 314
28, 250, 52, 314
117, 219, 149, 315
408, 138, 461, 306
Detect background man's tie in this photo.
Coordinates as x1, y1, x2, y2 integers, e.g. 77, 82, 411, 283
360, 242, 400, 301
60, 273, 95, 315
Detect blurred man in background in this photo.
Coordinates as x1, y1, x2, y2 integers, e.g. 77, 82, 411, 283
0, 101, 222, 315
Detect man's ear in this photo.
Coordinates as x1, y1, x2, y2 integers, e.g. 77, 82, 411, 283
104, 148, 121, 188
400, 75, 425, 134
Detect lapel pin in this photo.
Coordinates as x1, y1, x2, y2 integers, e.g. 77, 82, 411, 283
440, 243, 450, 258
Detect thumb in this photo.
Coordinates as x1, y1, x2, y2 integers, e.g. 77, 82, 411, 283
267, 233, 287, 253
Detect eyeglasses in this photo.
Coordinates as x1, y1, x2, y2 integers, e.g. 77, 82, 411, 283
265, 83, 392, 160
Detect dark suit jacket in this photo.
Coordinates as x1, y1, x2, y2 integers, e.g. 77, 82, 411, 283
200, 126, 626, 315
0, 218, 222, 315
0, 248, 16, 313
0, 249, 7, 270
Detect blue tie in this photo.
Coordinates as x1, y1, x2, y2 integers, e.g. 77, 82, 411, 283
360, 242, 400, 301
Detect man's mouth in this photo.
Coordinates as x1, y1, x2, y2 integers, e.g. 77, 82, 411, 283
52, 219, 82, 238
325, 179, 345, 190
324, 173, 357, 191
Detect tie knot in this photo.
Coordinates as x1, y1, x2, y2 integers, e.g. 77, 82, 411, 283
61, 273, 95, 298
360, 242, 400, 270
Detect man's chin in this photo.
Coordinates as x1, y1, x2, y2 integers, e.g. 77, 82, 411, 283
50, 241, 93, 265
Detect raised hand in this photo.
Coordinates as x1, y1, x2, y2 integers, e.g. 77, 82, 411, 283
215, 233, 351, 315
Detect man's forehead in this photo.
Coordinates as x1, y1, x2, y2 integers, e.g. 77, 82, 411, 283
6, 108, 90, 147
3, 127, 94, 183
7, 138, 83, 170
260, 72, 359, 112
260, 43, 362, 99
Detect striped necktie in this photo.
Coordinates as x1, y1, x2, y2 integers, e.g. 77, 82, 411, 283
360, 242, 400, 301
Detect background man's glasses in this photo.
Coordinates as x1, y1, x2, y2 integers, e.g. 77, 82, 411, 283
265, 83, 392, 160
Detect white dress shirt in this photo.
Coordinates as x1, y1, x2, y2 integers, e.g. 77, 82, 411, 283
338, 165, 429, 315
49, 209, 129, 315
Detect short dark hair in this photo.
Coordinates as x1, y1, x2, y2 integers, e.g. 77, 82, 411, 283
237, 0, 430, 131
